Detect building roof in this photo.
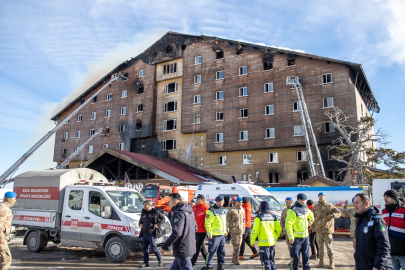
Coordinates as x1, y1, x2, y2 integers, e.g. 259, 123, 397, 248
84, 148, 224, 185
300, 176, 345, 186
51, 31, 379, 120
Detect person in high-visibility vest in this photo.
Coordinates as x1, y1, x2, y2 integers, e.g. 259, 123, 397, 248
285, 193, 314, 270
202, 195, 227, 270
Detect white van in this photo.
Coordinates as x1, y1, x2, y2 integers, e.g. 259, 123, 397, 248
372, 179, 405, 210
196, 183, 284, 219
12, 169, 172, 262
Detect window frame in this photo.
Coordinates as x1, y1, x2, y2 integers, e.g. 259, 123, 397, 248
121, 90, 128, 98
239, 130, 249, 141
164, 82, 178, 94
322, 97, 334, 108
242, 154, 252, 164
163, 101, 178, 112
194, 75, 202, 84
137, 104, 143, 112
193, 115, 201, 124
216, 70, 224, 80
163, 119, 177, 131
265, 105, 274, 115
139, 70, 145, 77
293, 101, 302, 112
324, 122, 335, 133
118, 125, 126, 133
321, 73, 333, 84
90, 129, 95, 136
215, 133, 224, 143
239, 108, 248, 119
215, 112, 224, 121
193, 95, 201, 104
77, 114, 82, 122
216, 91, 224, 100
194, 56, 202, 65
238, 66, 248, 75
88, 145, 94, 154
105, 109, 111, 118
63, 132, 69, 140
265, 128, 275, 139
106, 93, 112, 101
75, 131, 81, 138
238, 87, 248, 97
218, 156, 227, 165
264, 82, 274, 93
294, 125, 304, 136
121, 107, 127, 115
90, 112, 96, 120
268, 152, 278, 163
118, 142, 124, 151
163, 139, 176, 151
296, 150, 308, 162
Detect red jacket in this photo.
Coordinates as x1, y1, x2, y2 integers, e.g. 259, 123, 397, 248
192, 202, 209, 233
242, 202, 252, 228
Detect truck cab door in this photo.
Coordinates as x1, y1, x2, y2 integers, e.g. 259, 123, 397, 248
61, 188, 84, 241
81, 190, 114, 243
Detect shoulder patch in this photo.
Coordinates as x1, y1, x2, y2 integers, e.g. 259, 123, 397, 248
173, 217, 179, 223
379, 225, 385, 232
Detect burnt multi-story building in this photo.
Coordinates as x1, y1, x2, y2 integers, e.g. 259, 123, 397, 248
51, 32, 379, 184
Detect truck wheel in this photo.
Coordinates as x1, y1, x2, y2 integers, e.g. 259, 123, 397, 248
26, 231, 43, 253
105, 236, 129, 262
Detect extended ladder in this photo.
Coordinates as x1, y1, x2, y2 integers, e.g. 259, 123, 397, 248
286, 76, 326, 177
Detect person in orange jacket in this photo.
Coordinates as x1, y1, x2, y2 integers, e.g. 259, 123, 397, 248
239, 197, 259, 260
191, 194, 209, 266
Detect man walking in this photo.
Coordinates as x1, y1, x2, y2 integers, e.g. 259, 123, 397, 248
191, 194, 209, 266
202, 195, 227, 270
285, 193, 314, 270
239, 197, 258, 260
250, 201, 282, 270
280, 197, 294, 255
342, 198, 356, 250
160, 193, 197, 270
0, 192, 16, 270
138, 200, 164, 268
382, 189, 405, 270
354, 193, 392, 270
306, 200, 319, 259
312, 192, 341, 269
226, 197, 245, 265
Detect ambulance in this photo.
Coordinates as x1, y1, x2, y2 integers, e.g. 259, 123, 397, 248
372, 179, 405, 210
11, 168, 172, 262
196, 182, 284, 219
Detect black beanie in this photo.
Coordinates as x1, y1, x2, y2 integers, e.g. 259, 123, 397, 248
384, 189, 399, 202
242, 197, 248, 204
260, 201, 269, 211
306, 199, 314, 206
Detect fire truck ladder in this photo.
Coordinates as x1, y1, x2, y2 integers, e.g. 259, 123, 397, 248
286, 76, 326, 177
0, 72, 127, 182
56, 128, 106, 169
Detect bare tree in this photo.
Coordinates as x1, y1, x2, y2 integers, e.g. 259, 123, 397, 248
321, 107, 405, 184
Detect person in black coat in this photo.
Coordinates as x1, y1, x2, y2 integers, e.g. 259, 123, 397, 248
138, 200, 165, 268
160, 193, 197, 270
353, 193, 393, 270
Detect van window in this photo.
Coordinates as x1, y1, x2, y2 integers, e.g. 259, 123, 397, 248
142, 187, 159, 198
391, 182, 405, 198
244, 197, 259, 213
68, 190, 83, 210
107, 190, 144, 213
254, 195, 284, 211
89, 191, 113, 218
221, 195, 238, 209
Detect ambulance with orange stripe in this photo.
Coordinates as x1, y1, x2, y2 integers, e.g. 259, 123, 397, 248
12, 168, 172, 262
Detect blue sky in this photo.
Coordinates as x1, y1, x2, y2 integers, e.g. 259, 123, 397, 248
1, 0, 404, 178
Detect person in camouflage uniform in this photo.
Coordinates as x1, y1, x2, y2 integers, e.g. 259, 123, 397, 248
280, 197, 294, 254
226, 197, 245, 265
312, 192, 341, 269
341, 199, 356, 249
0, 192, 17, 270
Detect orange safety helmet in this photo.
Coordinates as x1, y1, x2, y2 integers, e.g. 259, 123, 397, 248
231, 196, 237, 201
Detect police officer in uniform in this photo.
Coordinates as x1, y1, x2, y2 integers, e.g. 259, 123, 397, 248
285, 193, 314, 270
202, 195, 227, 270
250, 201, 282, 270
226, 197, 245, 265
0, 192, 17, 270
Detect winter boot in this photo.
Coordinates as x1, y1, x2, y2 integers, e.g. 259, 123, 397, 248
317, 258, 324, 268
329, 258, 335, 269
217, 264, 224, 270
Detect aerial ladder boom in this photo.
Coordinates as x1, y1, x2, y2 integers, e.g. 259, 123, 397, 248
286, 76, 326, 178
0, 72, 126, 182
56, 128, 105, 169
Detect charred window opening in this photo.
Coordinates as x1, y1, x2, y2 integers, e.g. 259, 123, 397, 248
268, 173, 279, 184
61, 148, 67, 158
122, 72, 129, 81
152, 52, 157, 59
287, 57, 296, 66
135, 120, 142, 131
328, 171, 341, 181
297, 170, 308, 183
163, 63, 177, 75
134, 79, 144, 94
236, 44, 243, 55
264, 61, 273, 70
163, 119, 177, 130
104, 127, 110, 135
164, 82, 178, 94
92, 96, 98, 103
80, 98, 85, 105
181, 44, 187, 50
163, 139, 176, 151
216, 49, 224, 59
165, 45, 173, 54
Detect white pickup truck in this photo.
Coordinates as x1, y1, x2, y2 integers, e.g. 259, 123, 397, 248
12, 168, 171, 262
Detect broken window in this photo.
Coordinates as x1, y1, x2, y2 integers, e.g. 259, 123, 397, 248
324, 122, 335, 133
193, 95, 201, 104
105, 109, 111, 118
323, 97, 334, 108
163, 119, 177, 130
90, 129, 95, 136
293, 102, 302, 112
165, 45, 172, 54
264, 61, 273, 70
106, 93, 112, 101
122, 90, 127, 98
239, 130, 248, 141
216, 133, 223, 142
216, 91, 224, 100
294, 125, 304, 136
239, 108, 248, 118
163, 63, 177, 75
265, 105, 274, 115
243, 154, 252, 164
119, 125, 126, 133
118, 143, 124, 151
216, 70, 224, 80
164, 101, 177, 112
195, 56, 202, 65
137, 104, 143, 112
92, 96, 98, 103
216, 112, 223, 121
264, 83, 273, 93
218, 156, 227, 165
139, 70, 145, 77
322, 73, 332, 84
216, 49, 224, 59
193, 115, 201, 124
135, 120, 142, 131
194, 75, 201, 84
266, 128, 275, 138
297, 151, 307, 161
77, 114, 82, 122
239, 66, 248, 75
239, 87, 248, 97
121, 107, 126, 115
164, 82, 178, 93
236, 45, 243, 55
269, 152, 278, 163
287, 58, 296, 66
89, 145, 93, 154
163, 139, 176, 151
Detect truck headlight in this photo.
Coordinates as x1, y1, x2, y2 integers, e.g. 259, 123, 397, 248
126, 217, 140, 229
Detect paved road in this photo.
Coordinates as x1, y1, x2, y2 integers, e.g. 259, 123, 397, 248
9, 235, 356, 270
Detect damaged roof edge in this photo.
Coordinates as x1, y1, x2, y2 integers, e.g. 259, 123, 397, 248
51, 31, 379, 120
